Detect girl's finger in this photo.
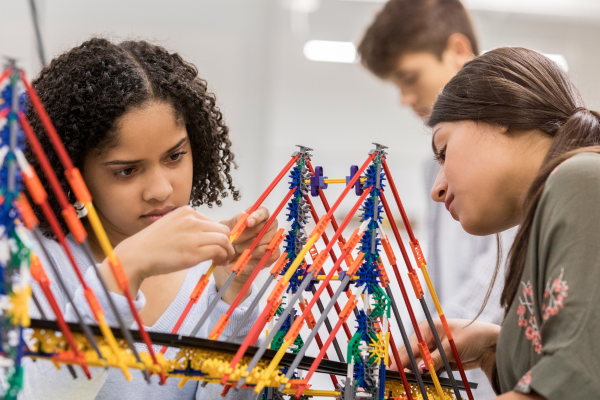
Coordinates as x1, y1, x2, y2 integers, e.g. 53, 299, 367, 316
234, 219, 267, 243
427, 339, 454, 373
250, 244, 269, 259
247, 206, 270, 227
200, 244, 235, 266
234, 217, 277, 245
267, 248, 281, 265
195, 232, 235, 260
398, 332, 422, 368
190, 209, 213, 222
197, 219, 232, 236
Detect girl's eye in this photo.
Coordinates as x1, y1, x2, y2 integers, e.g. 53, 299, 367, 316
167, 151, 187, 164
434, 146, 446, 165
114, 167, 137, 179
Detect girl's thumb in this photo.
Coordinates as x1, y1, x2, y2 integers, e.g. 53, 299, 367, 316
422, 348, 445, 373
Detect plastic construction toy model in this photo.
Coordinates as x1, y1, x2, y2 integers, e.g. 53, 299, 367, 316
0, 61, 477, 400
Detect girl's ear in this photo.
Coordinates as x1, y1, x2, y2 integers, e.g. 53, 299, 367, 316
499, 125, 509, 134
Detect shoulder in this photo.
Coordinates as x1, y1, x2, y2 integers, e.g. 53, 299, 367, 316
29, 232, 62, 260
543, 152, 600, 203
547, 152, 600, 188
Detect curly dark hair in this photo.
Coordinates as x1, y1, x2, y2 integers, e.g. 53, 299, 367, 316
25, 37, 240, 237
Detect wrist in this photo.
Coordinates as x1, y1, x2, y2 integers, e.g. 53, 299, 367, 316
480, 324, 501, 380
213, 265, 231, 292
480, 349, 497, 381
214, 264, 251, 305
222, 277, 251, 305
113, 237, 151, 293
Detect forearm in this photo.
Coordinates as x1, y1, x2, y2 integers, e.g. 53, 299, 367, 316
98, 241, 146, 298
496, 391, 545, 400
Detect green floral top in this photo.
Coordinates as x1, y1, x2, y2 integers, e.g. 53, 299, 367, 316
496, 152, 600, 399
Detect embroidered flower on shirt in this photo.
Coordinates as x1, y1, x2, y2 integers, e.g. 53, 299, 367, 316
542, 268, 568, 321
517, 282, 541, 353
516, 370, 532, 392
516, 268, 568, 355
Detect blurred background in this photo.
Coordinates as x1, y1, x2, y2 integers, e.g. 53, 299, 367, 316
3, 0, 600, 397
6, 0, 600, 229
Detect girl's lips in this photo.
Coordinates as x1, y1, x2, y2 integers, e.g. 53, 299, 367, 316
141, 207, 176, 222
142, 214, 167, 223
445, 195, 454, 212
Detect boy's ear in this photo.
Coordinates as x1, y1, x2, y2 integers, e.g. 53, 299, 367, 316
443, 32, 475, 71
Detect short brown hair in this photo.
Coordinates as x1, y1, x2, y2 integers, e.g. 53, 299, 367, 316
358, 0, 479, 79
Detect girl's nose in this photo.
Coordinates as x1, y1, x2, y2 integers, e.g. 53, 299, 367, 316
143, 169, 173, 202
431, 167, 448, 203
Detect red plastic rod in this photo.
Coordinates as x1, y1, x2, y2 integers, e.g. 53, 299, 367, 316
381, 161, 473, 400
381, 158, 415, 242
306, 160, 348, 262
304, 196, 352, 340
163, 186, 296, 351
222, 171, 373, 385
19, 73, 166, 384
294, 296, 357, 398
380, 192, 425, 342
248, 155, 300, 216
389, 331, 413, 400
30, 254, 91, 378
0, 68, 13, 85
20, 72, 75, 171
322, 154, 375, 225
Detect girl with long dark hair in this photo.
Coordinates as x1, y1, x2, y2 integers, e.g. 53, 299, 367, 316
400, 47, 600, 399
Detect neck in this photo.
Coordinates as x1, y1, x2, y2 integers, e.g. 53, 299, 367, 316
512, 129, 554, 222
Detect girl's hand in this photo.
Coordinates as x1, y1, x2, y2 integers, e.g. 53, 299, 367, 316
215, 206, 281, 303
105, 206, 235, 296
398, 318, 500, 382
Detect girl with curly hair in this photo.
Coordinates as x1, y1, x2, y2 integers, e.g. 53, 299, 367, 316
22, 38, 279, 400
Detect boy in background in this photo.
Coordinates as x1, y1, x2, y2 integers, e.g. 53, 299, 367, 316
358, 1, 517, 398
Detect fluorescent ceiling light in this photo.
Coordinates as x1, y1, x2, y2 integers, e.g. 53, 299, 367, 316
303, 40, 357, 63
463, 0, 600, 19
336, 0, 600, 20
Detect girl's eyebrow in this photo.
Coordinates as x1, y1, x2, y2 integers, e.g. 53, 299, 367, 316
104, 159, 142, 166
165, 137, 187, 154
104, 138, 188, 166
432, 127, 441, 153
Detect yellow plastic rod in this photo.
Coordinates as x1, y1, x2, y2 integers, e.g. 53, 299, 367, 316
304, 178, 367, 184
255, 337, 295, 393
97, 313, 132, 380
420, 264, 443, 315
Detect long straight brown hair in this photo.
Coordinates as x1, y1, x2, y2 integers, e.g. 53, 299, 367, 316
427, 47, 600, 314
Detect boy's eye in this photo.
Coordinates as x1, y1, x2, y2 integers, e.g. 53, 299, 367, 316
402, 73, 418, 86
